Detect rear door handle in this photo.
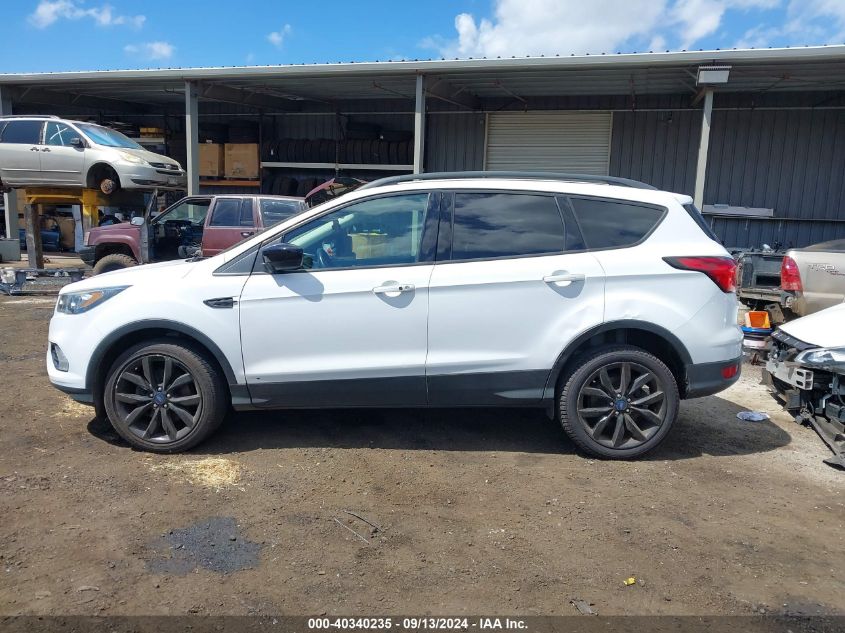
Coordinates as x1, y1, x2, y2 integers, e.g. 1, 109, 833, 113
30, 147, 39, 151
373, 283, 415, 295
543, 272, 585, 285
41, 148, 51, 152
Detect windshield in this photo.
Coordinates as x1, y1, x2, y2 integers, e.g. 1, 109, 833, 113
78, 123, 143, 149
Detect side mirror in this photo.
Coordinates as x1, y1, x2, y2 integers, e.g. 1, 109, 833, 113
130, 216, 145, 227
69, 137, 84, 148
262, 242, 303, 273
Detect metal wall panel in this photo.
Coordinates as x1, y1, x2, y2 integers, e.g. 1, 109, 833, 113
609, 109, 700, 195
425, 113, 486, 172
485, 112, 612, 174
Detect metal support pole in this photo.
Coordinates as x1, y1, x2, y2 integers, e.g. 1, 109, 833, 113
24, 203, 44, 269
185, 81, 200, 195
413, 75, 426, 174
0, 86, 17, 239
693, 89, 713, 209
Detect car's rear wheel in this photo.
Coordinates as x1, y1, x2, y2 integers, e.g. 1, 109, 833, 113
92, 253, 136, 275
559, 345, 679, 459
103, 340, 228, 453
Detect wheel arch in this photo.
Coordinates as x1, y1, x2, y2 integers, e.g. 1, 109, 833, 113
86, 162, 120, 189
87, 320, 238, 407
544, 320, 693, 401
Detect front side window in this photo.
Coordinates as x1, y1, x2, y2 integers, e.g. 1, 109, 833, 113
451, 192, 565, 260
209, 198, 252, 227
282, 193, 429, 270
0, 120, 43, 144
45, 122, 83, 147
260, 199, 304, 227
154, 198, 211, 225
568, 197, 665, 249
77, 123, 142, 149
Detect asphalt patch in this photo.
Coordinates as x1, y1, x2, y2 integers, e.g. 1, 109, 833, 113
146, 516, 262, 575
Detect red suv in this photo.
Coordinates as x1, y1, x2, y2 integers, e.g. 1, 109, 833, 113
80, 194, 306, 274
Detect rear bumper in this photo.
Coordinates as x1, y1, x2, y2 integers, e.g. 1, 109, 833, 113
684, 357, 742, 398
78, 245, 96, 267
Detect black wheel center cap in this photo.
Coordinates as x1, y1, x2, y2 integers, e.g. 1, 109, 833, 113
614, 398, 628, 412
153, 392, 167, 406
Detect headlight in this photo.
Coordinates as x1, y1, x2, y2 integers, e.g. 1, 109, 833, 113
56, 286, 128, 315
118, 151, 148, 165
794, 346, 845, 370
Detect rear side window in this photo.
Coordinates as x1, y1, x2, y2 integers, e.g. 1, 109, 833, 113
567, 197, 664, 249
451, 192, 565, 260
209, 198, 252, 227
0, 120, 43, 144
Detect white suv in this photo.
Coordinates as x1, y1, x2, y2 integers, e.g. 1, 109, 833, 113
47, 172, 742, 458
0, 115, 185, 194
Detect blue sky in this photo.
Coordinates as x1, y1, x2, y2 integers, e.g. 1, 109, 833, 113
1, 0, 844, 73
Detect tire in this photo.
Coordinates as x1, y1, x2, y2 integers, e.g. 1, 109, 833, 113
92, 253, 137, 275
103, 340, 228, 453
558, 345, 679, 459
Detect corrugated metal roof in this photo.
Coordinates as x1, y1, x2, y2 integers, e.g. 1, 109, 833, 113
2, 46, 844, 107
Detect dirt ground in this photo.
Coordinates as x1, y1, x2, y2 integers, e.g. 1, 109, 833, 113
0, 294, 842, 617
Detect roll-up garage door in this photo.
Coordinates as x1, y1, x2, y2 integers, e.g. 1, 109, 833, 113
484, 112, 612, 174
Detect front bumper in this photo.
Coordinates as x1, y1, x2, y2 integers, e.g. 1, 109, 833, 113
120, 164, 187, 190
78, 245, 96, 267
684, 357, 742, 398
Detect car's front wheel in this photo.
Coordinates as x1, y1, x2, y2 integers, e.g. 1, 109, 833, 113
559, 345, 679, 459
103, 340, 228, 453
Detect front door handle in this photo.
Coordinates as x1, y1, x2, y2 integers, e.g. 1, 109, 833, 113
30, 147, 39, 151
240, 231, 254, 237
41, 147, 51, 152
543, 272, 585, 286
373, 283, 415, 295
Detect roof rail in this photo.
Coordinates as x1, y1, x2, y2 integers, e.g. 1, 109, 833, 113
357, 171, 657, 191
0, 114, 61, 119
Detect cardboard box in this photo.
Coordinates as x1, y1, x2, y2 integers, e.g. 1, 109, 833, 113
199, 143, 225, 178
224, 143, 259, 179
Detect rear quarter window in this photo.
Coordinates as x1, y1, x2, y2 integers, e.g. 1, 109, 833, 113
566, 196, 665, 249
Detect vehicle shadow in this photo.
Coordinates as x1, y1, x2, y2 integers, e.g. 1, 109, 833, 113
87, 394, 791, 460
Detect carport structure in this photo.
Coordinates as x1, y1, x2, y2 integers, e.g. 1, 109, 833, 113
2, 45, 845, 249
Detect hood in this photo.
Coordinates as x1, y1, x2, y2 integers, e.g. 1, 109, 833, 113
779, 302, 845, 348
60, 258, 198, 294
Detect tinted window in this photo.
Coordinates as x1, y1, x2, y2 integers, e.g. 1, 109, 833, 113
45, 122, 83, 147
209, 199, 245, 227
283, 193, 429, 270
260, 199, 303, 227
568, 197, 664, 249
451, 193, 564, 260
1, 120, 43, 144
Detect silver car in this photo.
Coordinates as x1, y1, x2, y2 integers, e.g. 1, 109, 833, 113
0, 115, 186, 195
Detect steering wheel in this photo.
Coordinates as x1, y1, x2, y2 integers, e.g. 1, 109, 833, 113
315, 247, 333, 269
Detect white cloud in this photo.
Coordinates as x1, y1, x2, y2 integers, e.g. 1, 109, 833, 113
425, 0, 788, 58
29, 0, 145, 29
124, 41, 174, 61
267, 24, 292, 48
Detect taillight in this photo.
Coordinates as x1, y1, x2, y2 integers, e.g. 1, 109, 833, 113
780, 256, 802, 292
663, 256, 737, 293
